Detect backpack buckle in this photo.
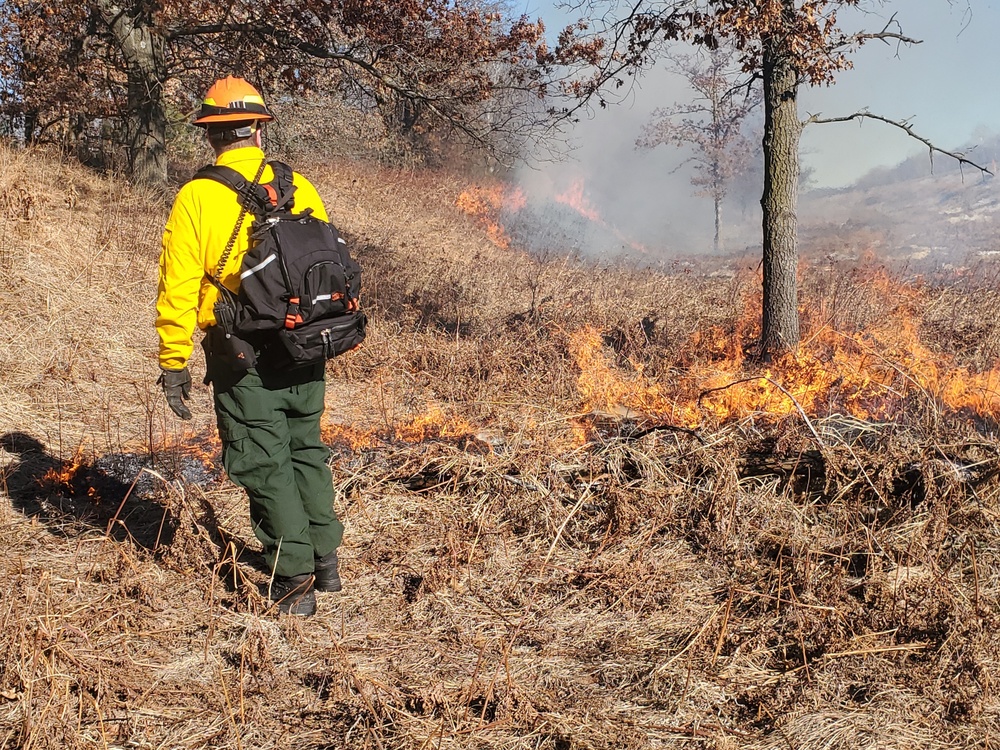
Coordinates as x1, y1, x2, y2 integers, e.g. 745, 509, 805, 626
284, 297, 304, 329
264, 184, 279, 207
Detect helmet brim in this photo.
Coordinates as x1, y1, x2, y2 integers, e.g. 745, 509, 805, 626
192, 112, 275, 127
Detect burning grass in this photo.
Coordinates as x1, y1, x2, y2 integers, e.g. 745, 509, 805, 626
2, 142, 1000, 748
570, 273, 1000, 431
455, 183, 525, 249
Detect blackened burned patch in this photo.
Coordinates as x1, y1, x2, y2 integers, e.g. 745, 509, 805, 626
739, 447, 827, 499
401, 573, 424, 603
58, 451, 222, 503
891, 464, 926, 507
849, 684, 874, 704
1, 431, 224, 550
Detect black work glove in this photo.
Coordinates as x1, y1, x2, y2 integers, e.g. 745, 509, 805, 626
158, 367, 192, 420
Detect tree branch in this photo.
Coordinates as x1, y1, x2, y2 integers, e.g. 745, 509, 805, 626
164, 20, 519, 158
169, 22, 418, 95
805, 110, 993, 178
824, 13, 920, 65
838, 13, 922, 50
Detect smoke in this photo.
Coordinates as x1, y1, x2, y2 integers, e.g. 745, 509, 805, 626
512, 65, 749, 259
507, 0, 1000, 261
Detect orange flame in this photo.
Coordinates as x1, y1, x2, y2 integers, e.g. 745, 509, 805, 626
554, 177, 649, 254
40, 448, 88, 495
324, 405, 476, 451
455, 184, 524, 249
571, 276, 1000, 431
394, 405, 475, 443
554, 178, 602, 223
159, 428, 223, 467
323, 422, 379, 451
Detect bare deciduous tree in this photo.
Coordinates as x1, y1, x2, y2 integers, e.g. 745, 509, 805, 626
636, 46, 760, 253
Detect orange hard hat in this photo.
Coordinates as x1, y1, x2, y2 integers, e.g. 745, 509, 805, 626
192, 76, 274, 127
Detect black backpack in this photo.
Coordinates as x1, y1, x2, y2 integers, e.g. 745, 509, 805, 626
195, 161, 366, 367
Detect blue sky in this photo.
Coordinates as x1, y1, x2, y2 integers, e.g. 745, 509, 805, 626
521, 1, 1000, 187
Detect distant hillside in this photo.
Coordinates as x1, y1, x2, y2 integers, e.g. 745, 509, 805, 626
850, 132, 1000, 190
787, 134, 1000, 268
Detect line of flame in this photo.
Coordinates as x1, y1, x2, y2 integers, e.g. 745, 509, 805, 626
570, 278, 1000, 429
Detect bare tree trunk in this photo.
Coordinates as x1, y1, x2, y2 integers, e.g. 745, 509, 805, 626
97, 1, 167, 184
714, 193, 722, 254
126, 62, 167, 183
759, 35, 801, 357
22, 111, 38, 144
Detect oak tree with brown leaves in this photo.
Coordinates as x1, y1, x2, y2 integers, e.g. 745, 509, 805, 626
0, 1, 552, 183
559, 0, 989, 357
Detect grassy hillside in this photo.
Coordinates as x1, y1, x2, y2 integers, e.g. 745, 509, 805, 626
2, 142, 1000, 749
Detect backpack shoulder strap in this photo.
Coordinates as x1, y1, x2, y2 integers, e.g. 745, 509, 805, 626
265, 161, 297, 212
192, 158, 268, 282
193, 164, 270, 215
193, 164, 249, 192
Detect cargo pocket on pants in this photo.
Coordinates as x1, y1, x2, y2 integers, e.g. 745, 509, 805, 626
217, 421, 252, 487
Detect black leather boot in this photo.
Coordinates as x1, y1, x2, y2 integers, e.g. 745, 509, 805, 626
269, 573, 317, 616
314, 549, 342, 593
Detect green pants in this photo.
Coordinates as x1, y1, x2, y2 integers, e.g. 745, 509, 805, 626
212, 364, 343, 578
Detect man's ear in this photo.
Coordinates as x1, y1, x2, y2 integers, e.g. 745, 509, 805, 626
254, 128, 263, 147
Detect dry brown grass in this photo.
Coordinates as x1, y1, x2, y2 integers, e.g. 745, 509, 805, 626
2, 141, 1000, 749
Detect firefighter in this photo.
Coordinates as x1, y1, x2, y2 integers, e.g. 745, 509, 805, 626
156, 77, 342, 616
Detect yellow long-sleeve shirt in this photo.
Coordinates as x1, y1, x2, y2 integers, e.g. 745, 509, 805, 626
156, 147, 328, 370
